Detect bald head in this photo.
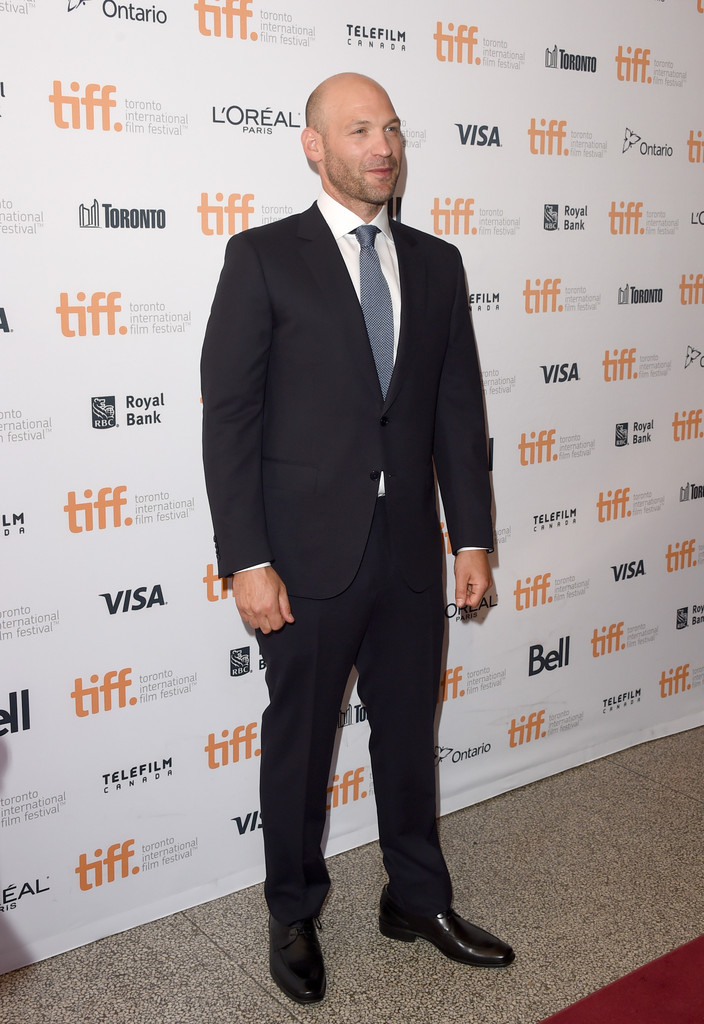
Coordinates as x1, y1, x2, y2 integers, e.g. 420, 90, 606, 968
305, 73, 395, 137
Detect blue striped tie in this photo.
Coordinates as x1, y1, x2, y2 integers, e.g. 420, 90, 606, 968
354, 225, 394, 399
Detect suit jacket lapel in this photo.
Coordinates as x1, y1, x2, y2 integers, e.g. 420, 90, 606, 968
385, 219, 426, 409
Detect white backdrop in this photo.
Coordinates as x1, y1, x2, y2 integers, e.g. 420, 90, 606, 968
1, 0, 703, 974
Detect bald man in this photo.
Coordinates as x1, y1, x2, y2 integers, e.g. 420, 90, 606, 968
201, 73, 514, 1005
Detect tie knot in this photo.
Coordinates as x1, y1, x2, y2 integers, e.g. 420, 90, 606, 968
354, 224, 379, 249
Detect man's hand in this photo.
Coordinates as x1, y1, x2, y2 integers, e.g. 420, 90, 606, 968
454, 549, 492, 610
232, 566, 295, 634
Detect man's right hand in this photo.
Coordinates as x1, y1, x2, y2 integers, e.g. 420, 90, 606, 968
232, 566, 295, 634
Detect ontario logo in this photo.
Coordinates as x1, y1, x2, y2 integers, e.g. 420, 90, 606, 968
622, 127, 672, 157
435, 740, 491, 766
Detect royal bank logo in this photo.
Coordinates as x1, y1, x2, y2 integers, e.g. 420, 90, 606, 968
544, 204, 559, 230
680, 481, 704, 502
434, 22, 480, 64
679, 274, 704, 305
49, 81, 122, 132
545, 45, 597, 73
431, 198, 476, 236
658, 664, 691, 698
455, 123, 500, 146
528, 118, 568, 156
56, 292, 127, 337
615, 420, 654, 447
615, 46, 652, 84
198, 192, 254, 235
194, 0, 257, 41
230, 647, 250, 676
687, 130, 703, 163
3, 512, 26, 537
79, 198, 166, 229
603, 348, 638, 381
617, 283, 663, 304
622, 126, 672, 157
347, 24, 406, 50
92, 396, 116, 429
212, 103, 301, 133
608, 201, 644, 235
678, 604, 704, 627
685, 346, 704, 370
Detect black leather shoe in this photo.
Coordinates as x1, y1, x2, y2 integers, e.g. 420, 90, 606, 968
379, 886, 515, 967
269, 915, 326, 1004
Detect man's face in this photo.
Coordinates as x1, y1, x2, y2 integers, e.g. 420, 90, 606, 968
309, 79, 403, 221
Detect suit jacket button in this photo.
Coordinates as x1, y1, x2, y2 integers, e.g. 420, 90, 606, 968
379, 416, 389, 426
369, 470, 380, 481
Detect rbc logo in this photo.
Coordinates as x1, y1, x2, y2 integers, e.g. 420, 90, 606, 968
230, 647, 251, 676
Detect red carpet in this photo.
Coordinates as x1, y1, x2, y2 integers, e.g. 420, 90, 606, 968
540, 935, 704, 1023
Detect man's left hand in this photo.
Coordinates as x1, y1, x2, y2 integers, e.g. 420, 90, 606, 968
454, 549, 492, 609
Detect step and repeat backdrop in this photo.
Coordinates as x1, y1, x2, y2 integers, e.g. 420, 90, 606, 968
1, 0, 703, 974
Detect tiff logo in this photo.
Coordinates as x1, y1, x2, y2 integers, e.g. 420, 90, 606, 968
665, 539, 697, 572
687, 130, 703, 163
672, 410, 703, 441
518, 429, 557, 465
434, 22, 480, 64
596, 488, 631, 522
71, 668, 136, 717
591, 622, 625, 657
194, 0, 256, 40
64, 486, 132, 533
679, 274, 704, 305
205, 723, 260, 768
75, 839, 138, 891
198, 192, 254, 235
327, 767, 366, 809
514, 574, 552, 611
614, 46, 652, 84
203, 563, 234, 601
523, 278, 563, 313
431, 198, 476, 236
56, 291, 127, 337
438, 666, 464, 702
658, 664, 691, 698
528, 119, 568, 156
603, 348, 637, 382
508, 710, 546, 747
49, 81, 121, 131
609, 201, 644, 235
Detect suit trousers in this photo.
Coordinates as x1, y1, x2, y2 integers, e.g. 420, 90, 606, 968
256, 498, 452, 925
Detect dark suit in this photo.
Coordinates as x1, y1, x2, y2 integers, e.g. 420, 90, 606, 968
201, 202, 492, 923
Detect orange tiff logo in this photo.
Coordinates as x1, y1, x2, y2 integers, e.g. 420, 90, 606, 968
431, 198, 476, 236
194, 0, 257, 40
71, 668, 136, 717
615, 46, 652, 83
666, 539, 697, 572
527, 119, 568, 156
672, 409, 703, 441
523, 279, 563, 313
513, 574, 552, 611
203, 563, 234, 601
76, 840, 138, 891
327, 767, 367, 809
518, 430, 557, 466
64, 486, 132, 532
679, 274, 704, 305
603, 348, 637, 381
608, 201, 644, 235
56, 291, 127, 337
596, 488, 631, 522
49, 81, 121, 131
687, 130, 703, 162
659, 664, 690, 698
198, 192, 254, 235
508, 710, 546, 747
591, 622, 625, 657
438, 666, 464, 703
205, 723, 260, 768
434, 22, 480, 64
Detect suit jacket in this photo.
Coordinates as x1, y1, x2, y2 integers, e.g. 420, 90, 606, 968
201, 202, 492, 599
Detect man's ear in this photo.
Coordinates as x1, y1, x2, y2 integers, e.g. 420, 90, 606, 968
301, 127, 323, 164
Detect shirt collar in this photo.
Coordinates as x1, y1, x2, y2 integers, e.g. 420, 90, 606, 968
316, 189, 393, 243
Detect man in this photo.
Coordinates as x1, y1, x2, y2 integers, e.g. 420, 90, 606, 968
201, 72, 514, 1005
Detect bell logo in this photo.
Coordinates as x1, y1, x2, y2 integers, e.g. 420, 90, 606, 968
49, 81, 121, 132
528, 637, 570, 676
204, 722, 260, 768
591, 623, 625, 657
614, 46, 652, 84
523, 279, 563, 313
596, 488, 631, 522
431, 198, 476, 236
665, 539, 697, 572
659, 664, 691, 698
72, 668, 136, 717
64, 486, 132, 532
438, 666, 464, 702
679, 274, 704, 305
56, 291, 127, 337
518, 429, 557, 465
672, 410, 704, 441
434, 23, 480, 64
514, 574, 552, 610
527, 119, 568, 156
608, 201, 644, 235
327, 767, 367, 809
0, 690, 30, 736
75, 839, 139, 891
203, 563, 234, 601
508, 710, 546, 747
194, 0, 257, 40
198, 192, 254, 235
603, 349, 637, 381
